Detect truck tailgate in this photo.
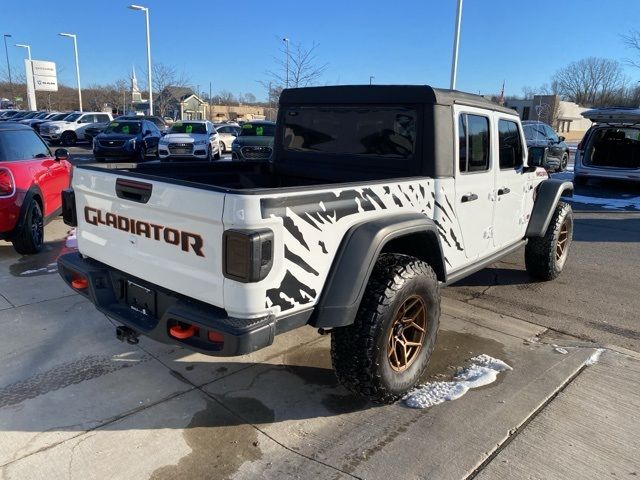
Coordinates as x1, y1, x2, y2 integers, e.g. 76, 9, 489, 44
72, 167, 225, 307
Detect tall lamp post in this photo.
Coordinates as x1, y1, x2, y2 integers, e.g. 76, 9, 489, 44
282, 37, 289, 88
15, 43, 31, 60
59, 33, 82, 112
3, 34, 12, 101
449, 0, 463, 90
129, 4, 153, 115
15, 44, 34, 110
369, 75, 375, 85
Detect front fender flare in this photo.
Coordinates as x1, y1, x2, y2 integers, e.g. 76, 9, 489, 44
526, 179, 573, 237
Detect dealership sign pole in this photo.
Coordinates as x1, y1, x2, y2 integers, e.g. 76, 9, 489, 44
24, 59, 59, 111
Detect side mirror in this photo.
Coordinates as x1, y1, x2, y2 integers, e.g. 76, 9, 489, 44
527, 146, 548, 169
558, 135, 565, 142
54, 148, 70, 162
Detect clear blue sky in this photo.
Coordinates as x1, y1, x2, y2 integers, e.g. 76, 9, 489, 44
2, 0, 638, 100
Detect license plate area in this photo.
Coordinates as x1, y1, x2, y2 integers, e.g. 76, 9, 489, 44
126, 280, 156, 317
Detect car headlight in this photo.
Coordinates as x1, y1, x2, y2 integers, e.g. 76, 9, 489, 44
51, 125, 61, 132
194, 140, 207, 145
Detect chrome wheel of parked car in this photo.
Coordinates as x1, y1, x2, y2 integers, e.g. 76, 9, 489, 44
560, 153, 569, 171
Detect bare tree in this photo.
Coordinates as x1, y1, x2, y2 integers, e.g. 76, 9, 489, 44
148, 62, 190, 117
551, 57, 628, 107
244, 92, 257, 104
264, 41, 327, 90
216, 90, 236, 105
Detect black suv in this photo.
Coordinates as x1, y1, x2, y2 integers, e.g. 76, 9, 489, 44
117, 115, 169, 133
522, 120, 570, 172
93, 119, 162, 162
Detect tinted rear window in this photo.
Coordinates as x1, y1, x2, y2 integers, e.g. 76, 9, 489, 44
282, 106, 416, 159
0, 130, 51, 161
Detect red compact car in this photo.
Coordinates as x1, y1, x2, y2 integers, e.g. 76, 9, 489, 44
0, 123, 72, 254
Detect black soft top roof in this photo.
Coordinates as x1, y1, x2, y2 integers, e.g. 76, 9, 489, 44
279, 85, 516, 115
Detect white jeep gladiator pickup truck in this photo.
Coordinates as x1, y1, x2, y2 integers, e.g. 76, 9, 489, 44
58, 85, 573, 403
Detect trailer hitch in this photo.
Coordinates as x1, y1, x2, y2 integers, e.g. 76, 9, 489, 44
116, 326, 140, 345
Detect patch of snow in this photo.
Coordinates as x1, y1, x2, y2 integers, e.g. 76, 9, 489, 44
404, 354, 512, 409
20, 262, 58, 275
585, 348, 605, 366
570, 194, 640, 211
65, 228, 77, 248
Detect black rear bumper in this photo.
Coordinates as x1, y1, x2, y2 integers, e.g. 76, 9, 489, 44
57, 252, 279, 356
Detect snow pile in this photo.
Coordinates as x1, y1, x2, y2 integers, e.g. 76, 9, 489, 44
585, 348, 605, 366
570, 194, 640, 211
65, 229, 77, 248
20, 262, 58, 275
404, 354, 512, 409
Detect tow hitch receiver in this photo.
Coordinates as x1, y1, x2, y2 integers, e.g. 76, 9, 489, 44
116, 325, 140, 345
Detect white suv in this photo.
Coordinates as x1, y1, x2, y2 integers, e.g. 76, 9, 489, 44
40, 111, 113, 146
158, 120, 222, 161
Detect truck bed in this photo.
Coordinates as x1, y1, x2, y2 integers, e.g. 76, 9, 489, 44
83, 159, 415, 194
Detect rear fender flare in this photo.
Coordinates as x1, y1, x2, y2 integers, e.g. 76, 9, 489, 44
526, 179, 573, 237
310, 213, 446, 328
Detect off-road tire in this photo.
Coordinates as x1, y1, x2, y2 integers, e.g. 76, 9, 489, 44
12, 199, 44, 255
525, 201, 573, 281
331, 253, 440, 404
60, 131, 77, 147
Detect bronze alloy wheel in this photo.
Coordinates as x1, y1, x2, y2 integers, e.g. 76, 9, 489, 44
556, 219, 570, 262
388, 295, 427, 372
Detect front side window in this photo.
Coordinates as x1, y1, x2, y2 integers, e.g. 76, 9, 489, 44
498, 119, 524, 169
458, 113, 490, 172
0, 130, 51, 161
65, 113, 82, 122
282, 106, 416, 159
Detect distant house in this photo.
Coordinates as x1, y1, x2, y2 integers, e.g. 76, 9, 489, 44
159, 87, 208, 121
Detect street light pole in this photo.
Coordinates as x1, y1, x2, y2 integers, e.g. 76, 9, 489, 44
369, 75, 374, 85
129, 4, 153, 115
15, 43, 34, 110
15, 43, 31, 60
282, 37, 289, 88
59, 33, 82, 112
449, 0, 463, 90
3, 34, 13, 101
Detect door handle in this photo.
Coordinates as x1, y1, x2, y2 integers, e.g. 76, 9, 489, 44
461, 193, 478, 203
498, 187, 511, 195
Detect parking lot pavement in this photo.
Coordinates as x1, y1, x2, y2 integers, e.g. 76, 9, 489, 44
1, 219, 617, 480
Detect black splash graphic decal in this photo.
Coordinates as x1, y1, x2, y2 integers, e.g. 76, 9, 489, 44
450, 228, 464, 252
438, 231, 452, 248
285, 246, 319, 276
266, 271, 317, 312
261, 188, 386, 228
398, 185, 414, 206
318, 241, 328, 254
444, 193, 454, 215
391, 194, 403, 207
433, 219, 447, 235
445, 257, 452, 267
431, 194, 453, 223
283, 217, 309, 251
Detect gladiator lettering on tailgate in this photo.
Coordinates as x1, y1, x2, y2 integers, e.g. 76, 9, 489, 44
84, 206, 205, 257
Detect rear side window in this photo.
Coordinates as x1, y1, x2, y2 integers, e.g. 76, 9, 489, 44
0, 130, 51, 161
498, 120, 524, 169
283, 106, 416, 159
95, 114, 111, 123
459, 113, 490, 172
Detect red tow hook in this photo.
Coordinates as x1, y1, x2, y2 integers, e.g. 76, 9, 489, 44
169, 324, 198, 340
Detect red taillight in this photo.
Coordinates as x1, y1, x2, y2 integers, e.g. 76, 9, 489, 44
71, 275, 89, 290
207, 331, 224, 344
0, 168, 15, 196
